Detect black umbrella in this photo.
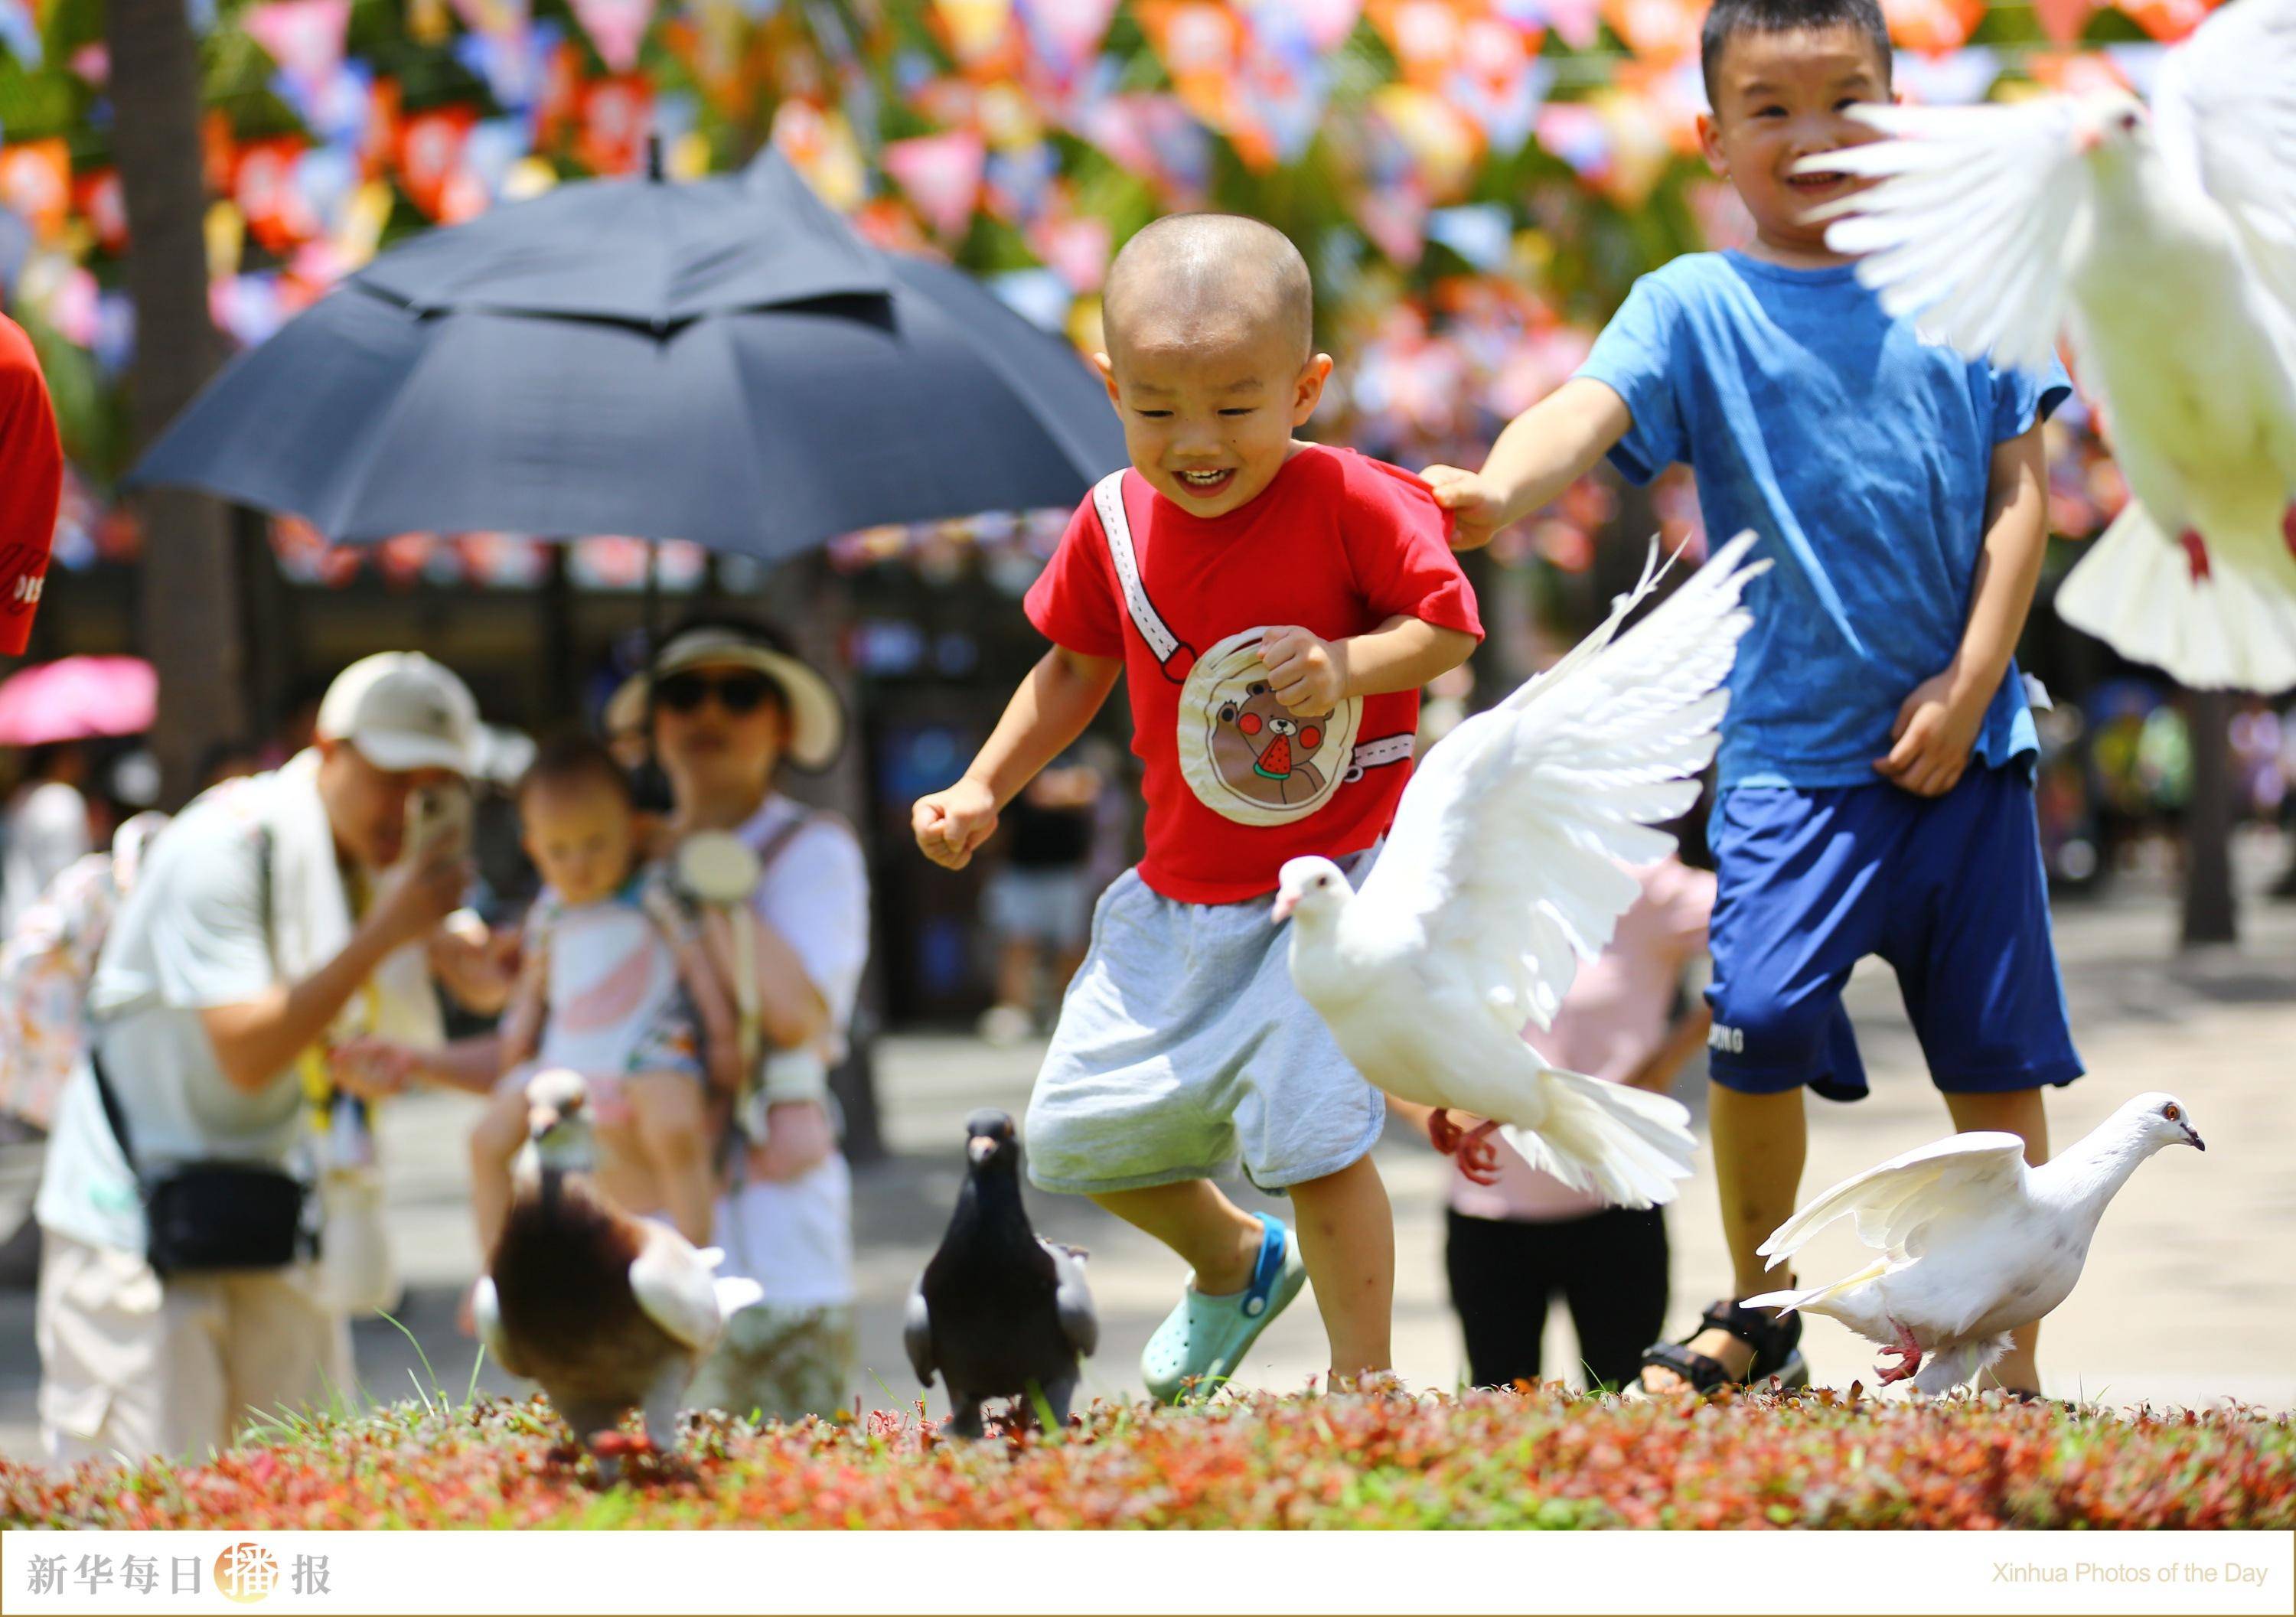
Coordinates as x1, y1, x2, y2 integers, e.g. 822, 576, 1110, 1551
132, 150, 1125, 556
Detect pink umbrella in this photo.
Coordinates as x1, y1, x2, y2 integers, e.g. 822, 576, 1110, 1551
0, 656, 158, 746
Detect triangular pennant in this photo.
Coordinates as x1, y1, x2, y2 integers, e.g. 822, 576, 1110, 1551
2112, 0, 2216, 42
1026, 210, 1112, 292
2031, 0, 2096, 45
448, 0, 530, 39
1366, 0, 1474, 88
246, 1, 351, 91
1600, 0, 1701, 60
883, 129, 988, 240
934, 0, 1016, 64
1891, 44, 2000, 104
571, 0, 657, 73
1880, 0, 1985, 55
1015, 0, 1117, 80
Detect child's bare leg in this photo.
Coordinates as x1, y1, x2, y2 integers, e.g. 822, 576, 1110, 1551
1945, 1087, 2050, 1393
468, 1085, 529, 1264
1283, 1152, 1394, 1383
1640, 1081, 1806, 1392
623, 1071, 716, 1246
1089, 1179, 1265, 1295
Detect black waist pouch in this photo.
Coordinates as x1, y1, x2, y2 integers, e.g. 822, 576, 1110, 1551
144, 1164, 310, 1275
90, 1053, 311, 1276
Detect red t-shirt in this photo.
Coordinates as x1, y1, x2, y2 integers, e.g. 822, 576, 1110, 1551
1025, 444, 1482, 904
0, 315, 64, 658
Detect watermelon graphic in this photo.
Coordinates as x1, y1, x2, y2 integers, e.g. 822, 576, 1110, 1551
1254, 733, 1294, 780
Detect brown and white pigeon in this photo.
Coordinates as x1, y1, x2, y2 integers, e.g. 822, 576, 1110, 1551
472, 1069, 762, 1476
905, 1110, 1097, 1438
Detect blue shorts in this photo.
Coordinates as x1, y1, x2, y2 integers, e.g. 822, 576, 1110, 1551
1704, 765, 2082, 1101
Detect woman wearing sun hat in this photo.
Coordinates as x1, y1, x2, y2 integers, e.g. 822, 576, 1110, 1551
605, 615, 871, 1423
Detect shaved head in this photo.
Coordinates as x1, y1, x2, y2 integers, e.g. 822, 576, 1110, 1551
1102, 214, 1314, 364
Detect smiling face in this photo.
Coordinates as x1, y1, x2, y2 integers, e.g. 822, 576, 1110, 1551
1098, 315, 1331, 519
1698, 24, 1893, 266
1096, 214, 1332, 519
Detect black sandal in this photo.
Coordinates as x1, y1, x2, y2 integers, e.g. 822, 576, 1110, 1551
1634, 1299, 1809, 1395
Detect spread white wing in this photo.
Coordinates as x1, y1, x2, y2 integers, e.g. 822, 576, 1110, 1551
1797, 98, 2090, 375
1756, 1132, 2033, 1267
2153, 0, 2296, 337
630, 1229, 744, 1352
1348, 532, 1766, 1033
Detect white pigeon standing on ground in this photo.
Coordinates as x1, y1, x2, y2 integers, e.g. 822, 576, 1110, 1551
1741, 1094, 2206, 1394
1797, 0, 2296, 691
1276, 532, 1766, 1210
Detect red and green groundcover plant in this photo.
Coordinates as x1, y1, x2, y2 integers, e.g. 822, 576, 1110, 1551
6, 1382, 2292, 1531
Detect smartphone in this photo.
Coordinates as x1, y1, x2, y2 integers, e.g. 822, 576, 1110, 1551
404, 781, 474, 861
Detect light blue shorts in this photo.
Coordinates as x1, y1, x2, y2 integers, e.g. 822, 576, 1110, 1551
1023, 850, 1385, 1198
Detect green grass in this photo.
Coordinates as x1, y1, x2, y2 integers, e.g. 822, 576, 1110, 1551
6, 1380, 2291, 1529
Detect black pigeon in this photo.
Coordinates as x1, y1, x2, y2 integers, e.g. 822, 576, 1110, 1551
905, 1109, 1097, 1438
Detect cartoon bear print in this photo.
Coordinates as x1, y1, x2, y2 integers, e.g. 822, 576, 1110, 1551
1211, 682, 1333, 810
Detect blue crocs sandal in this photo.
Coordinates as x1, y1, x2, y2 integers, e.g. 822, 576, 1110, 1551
1141, 1212, 1308, 1404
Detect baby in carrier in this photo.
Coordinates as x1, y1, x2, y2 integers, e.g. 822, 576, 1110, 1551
467, 737, 742, 1253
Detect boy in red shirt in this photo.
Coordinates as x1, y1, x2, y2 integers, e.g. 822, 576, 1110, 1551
0, 313, 64, 658
914, 214, 1482, 1399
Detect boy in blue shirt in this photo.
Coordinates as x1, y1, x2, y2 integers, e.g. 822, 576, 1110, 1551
1423, 0, 2081, 1397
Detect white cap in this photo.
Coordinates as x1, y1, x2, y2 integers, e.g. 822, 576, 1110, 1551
315, 652, 480, 774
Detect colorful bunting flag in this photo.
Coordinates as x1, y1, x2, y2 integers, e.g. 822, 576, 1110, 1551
2113, 0, 2217, 41
884, 130, 988, 240
1014, 0, 1117, 83
1026, 209, 1111, 292
1600, 0, 1702, 62
247, 1, 353, 104
1881, 0, 1985, 55
0, 1, 41, 67
576, 75, 652, 175
0, 141, 72, 243
2032, 0, 2097, 45
396, 104, 478, 219
1892, 45, 2001, 105
571, 0, 657, 73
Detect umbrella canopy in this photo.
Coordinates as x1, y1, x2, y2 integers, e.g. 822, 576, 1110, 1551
0, 655, 158, 746
132, 153, 1126, 559
355, 151, 890, 324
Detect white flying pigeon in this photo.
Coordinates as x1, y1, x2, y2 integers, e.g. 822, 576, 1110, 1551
1743, 1093, 2206, 1394
1276, 532, 1767, 1210
1798, 0, 2296, 692
473, 1069, 764, 1476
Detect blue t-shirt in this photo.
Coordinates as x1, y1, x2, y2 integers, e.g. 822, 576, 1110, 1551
1575, 250, 2071, 790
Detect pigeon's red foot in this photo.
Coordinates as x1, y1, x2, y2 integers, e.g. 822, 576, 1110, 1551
589, 1430, 654, 1459
1874, 1319, 1923, 1387
2181, 530, 2213, 583
1427, 1110, 1505, 1185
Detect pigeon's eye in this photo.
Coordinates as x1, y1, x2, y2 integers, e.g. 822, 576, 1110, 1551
2116, 109, 2142, 133
2164, 1103, 2180, 1122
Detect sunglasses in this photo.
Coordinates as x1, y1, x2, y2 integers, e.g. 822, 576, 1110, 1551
654, 670, 780, 716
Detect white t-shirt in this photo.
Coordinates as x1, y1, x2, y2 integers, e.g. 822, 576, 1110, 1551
709, 794, 870, 1310
2, 781, 91, 936
36, 783, 293, 1253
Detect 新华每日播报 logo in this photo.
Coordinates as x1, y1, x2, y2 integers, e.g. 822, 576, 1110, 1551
214, 1543, 281, 1603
